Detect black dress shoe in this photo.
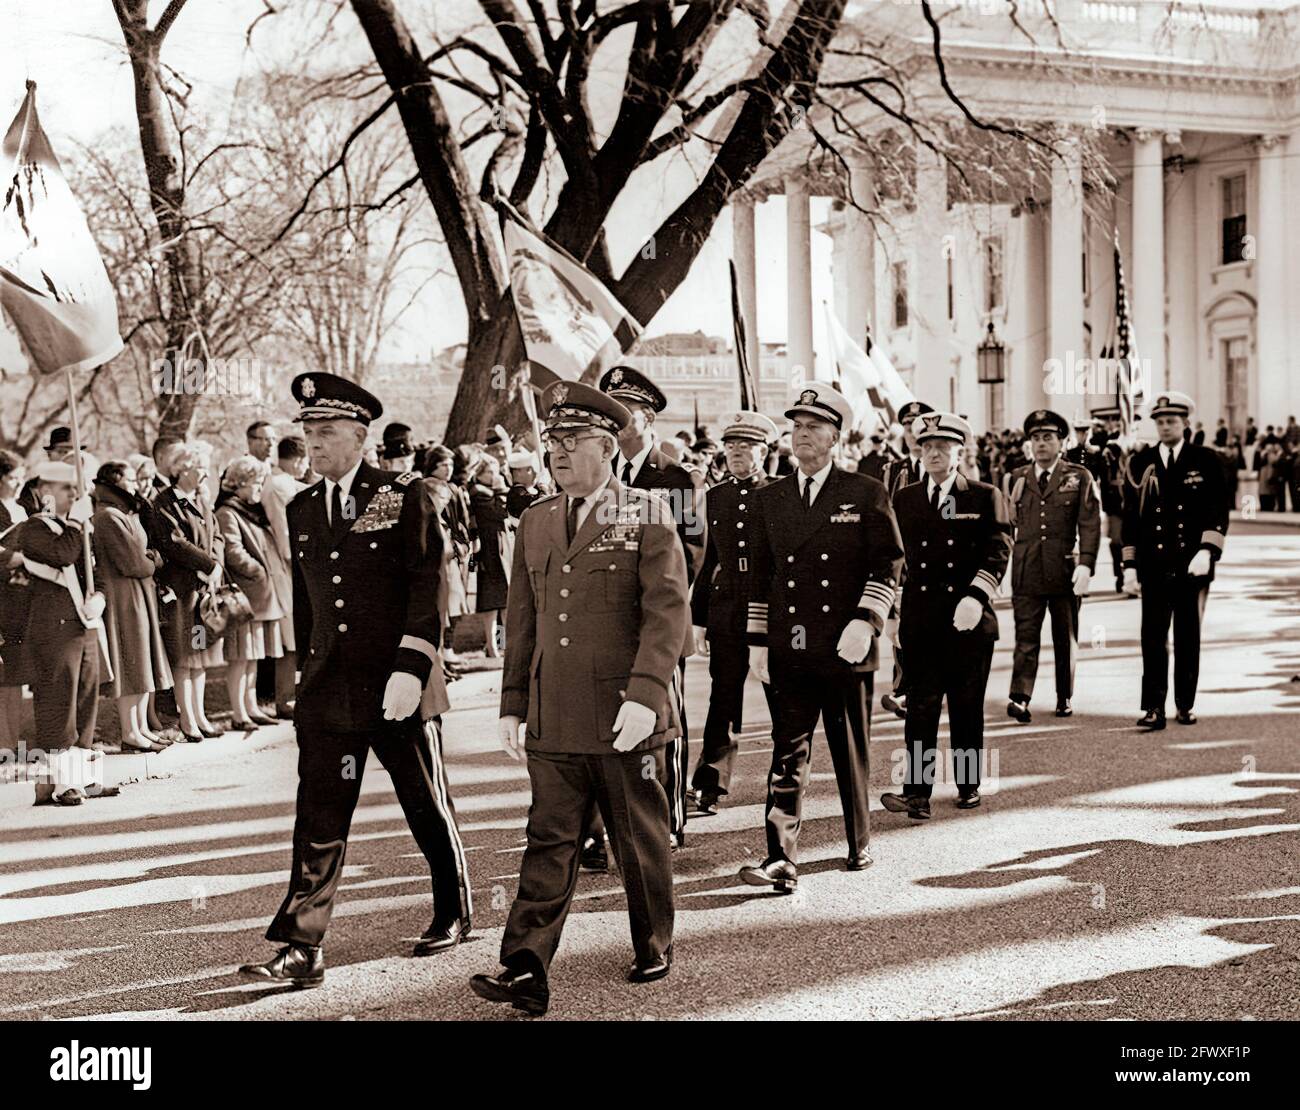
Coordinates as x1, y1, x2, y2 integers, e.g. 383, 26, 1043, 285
579, 837, 608, 872
413, 917, 471, 956
880, 792, 931, 820
738, 859, 798, 892
1176, 709, 1197, 725
238, 944, 324, 988
846, 849, 874, 871
469, 967, 549, 1016
1137, 710, 1166, 730
627, 945, 672, 984
248, 711, 278, 727
1007, 699, 1032, 723
1055, 700, 1073, 718
881, 693, 907, 719
180, 731, 204, 743
693, 789, 719, 816
956, 790, 981, 809
199, 725, 223, 738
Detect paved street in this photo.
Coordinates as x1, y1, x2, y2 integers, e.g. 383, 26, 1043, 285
2, 521, 1298, 1022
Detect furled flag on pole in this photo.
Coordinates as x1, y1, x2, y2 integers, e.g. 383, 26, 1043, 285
1112, 225, 1142, 435
865, 328, 917, 424
823, 302, 883, 434
0, 82, 124, 375
496, 196, 641, 383
729, 259, 758, 410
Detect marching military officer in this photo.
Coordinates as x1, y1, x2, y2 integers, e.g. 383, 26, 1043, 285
1121, 391, 1228, 730
240, 372, 470, 988
1090, 404, 1129, 592
739, 383, 903, 891
596, 364, 703, 856
471, 381, 689, 1016
10, 462, 107, 806
878, 399, 933, 719
880, 412, 1012, 820
1002, 410, 1101, 723
1065, 417, 1107, 489
688, 410, 779, 815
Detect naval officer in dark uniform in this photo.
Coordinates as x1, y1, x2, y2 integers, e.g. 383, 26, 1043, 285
739, 383, 903, 891
878, 399, 933, 719
239, 372, 470, 988
688, 410, 779, 815
470, 381, 689, 1016
1002, 409, 1100, 722
881, 412, 1012, 820
1121, 391, 1228, 729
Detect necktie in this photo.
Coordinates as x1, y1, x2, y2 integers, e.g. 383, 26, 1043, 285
330, 482, 343, 533
930, 482, 941, 514
801, 476, 812, 511
621, 460, 633, 485
566, 496, 584, 544
1038, 470, 1049, 492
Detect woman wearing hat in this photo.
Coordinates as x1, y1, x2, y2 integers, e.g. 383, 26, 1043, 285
468, 450, 512, 657
91, 461, 175, 752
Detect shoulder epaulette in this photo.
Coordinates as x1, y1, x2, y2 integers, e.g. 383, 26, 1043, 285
395, 470, 419, 486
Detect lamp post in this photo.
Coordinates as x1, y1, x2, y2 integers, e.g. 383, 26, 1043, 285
976, 320, 1006, 385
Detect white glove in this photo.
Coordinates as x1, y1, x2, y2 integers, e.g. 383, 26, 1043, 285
693, 626, 709, 656
1122, 567, 1141, 596
498, 715, 524, 762
1187, 549, 1212, 578
952, 595, 982, 633
68, 494, 94, 525
381, 671, 423, 721
885, 617, 901, 649
611, 700, 657, 752
1071, 565, 1092, 597
835, 618, 875, 665
748, 645, 770, 685
82, 591, 106, 622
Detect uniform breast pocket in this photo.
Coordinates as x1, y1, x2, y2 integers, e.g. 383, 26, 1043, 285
589, 553, 638, 612
527, 553, 550, 611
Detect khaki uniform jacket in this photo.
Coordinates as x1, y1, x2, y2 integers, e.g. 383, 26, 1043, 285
501, 478, 689, 754
1002, 461, 1101, 596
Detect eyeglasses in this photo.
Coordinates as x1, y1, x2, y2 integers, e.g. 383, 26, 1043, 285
541, 430, 604, 453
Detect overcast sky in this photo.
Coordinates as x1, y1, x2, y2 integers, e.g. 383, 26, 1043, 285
0, 0, 836, 374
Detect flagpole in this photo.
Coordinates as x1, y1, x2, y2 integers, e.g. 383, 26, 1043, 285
63, 367, 94, 594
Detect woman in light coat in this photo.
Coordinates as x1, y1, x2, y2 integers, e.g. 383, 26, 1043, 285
215, 456, 284, 729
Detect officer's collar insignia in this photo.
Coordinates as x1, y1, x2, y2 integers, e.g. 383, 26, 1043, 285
553, 383, 569, 405
301, 377, 316, 398
800, 389, 817, 405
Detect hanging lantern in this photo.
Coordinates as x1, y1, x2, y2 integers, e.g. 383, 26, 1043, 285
976, 320, 1005, 385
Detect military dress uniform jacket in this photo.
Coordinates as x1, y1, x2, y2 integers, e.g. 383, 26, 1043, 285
626, 445, 706, 585
501, 478, 690, 754
1002, 461, 1101, 596
881, 454, 925, 502
289, 464, 440, 733
893, 474, 1013, 640
1121, 443, 1229, 582
690, 473, 768, 640
745, 467, 903, 673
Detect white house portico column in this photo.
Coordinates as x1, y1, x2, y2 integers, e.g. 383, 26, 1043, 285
842, 149, 876, 349
732, 194, 761, 381
1255, 135, 1287, 428
914, 143, 950, 407
785, 176, 815, 382
1130, 129, 1166, 394
1049, 134, 1084, 402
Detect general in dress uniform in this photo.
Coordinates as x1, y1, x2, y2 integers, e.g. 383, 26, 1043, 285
1002, 409, 1100, 722
471, 381, 689, 1017
239, 372, 470, 988
10, 462, 106, 807
595, 364, 703, 854
739, 383, 903, 891
1121, 391, 1228, 730
878, 399, 933, 720
688, 410, 779, 814
881, 413, 1012, 820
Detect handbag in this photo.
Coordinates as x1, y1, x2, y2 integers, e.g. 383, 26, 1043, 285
196, 565, 253, 638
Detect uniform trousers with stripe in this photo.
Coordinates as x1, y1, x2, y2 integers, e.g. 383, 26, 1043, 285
267, 716, 470, 947
1140, 573, 1210, 713
502, 746, 674, 977
901, 634, 994, 799
1009, 593, 1080, 704
691, 634, 775, 798
763, 668, 873, 864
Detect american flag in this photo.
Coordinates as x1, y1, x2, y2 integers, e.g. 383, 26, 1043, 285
1112, 226, 1140, 434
